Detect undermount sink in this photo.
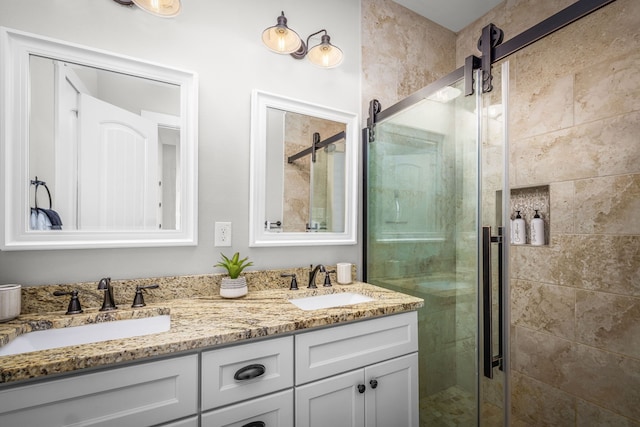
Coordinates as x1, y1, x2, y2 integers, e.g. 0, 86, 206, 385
289, 292, 374, 311
0, 315, 171, 357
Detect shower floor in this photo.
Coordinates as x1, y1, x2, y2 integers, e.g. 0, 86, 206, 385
420, 386, 503, 427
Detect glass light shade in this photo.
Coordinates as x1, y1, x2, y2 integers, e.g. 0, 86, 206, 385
307, 35, 343, 68
132, 0, 181, 17
262, 13, 302, 54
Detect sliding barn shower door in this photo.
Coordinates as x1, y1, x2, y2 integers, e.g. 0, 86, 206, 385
365, 63, 510, 426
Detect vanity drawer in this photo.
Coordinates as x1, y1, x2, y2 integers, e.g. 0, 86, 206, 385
295, 311, 418, 385
201, 336, 294, 410
201, 389, 293, 427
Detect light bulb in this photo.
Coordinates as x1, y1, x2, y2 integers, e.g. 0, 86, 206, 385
321, 48, 331, 67
277, 29, 288, 52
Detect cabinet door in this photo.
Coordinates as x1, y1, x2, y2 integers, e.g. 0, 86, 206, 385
202, 389, 293, 427
0, 355, 198, 427
295, 369, 365, 427
364, 353, 419, 427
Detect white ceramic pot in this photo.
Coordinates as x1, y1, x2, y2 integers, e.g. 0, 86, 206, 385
220, 277, 248, 299
0, 284, 21, 322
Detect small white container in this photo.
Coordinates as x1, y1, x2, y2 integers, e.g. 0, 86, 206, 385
337, 263, 352, 284
512, 211, 526, 245
530, 210, 545, 246
0, 284, 21, 322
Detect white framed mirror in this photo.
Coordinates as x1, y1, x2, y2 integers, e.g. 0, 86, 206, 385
249, 90, 358, 247
0, 27, 198, 250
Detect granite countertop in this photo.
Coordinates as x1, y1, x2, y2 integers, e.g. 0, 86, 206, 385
0, 282, 423, 385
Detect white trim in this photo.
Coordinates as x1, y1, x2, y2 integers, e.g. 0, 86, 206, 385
0, 26, 198, 250
249, 90, 358, 247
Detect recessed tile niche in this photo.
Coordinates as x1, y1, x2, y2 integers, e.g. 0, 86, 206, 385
510, 185, 550, 246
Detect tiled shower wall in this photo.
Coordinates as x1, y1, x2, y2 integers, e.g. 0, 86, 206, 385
361, 0, 456, 124
364, 0, 639, 424
457, 0, 640, 424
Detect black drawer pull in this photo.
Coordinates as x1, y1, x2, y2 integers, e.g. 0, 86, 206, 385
242, 422, 265, 427
234, 364, 266, 381
357, 384, 366, 393
370, 379, 378, 389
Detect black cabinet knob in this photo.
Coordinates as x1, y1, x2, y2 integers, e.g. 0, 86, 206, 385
357, 384, 366, 393
370, 379, 378, 389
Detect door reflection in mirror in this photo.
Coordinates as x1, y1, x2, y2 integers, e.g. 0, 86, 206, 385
265, 107, 346, 233
28, 55, 181, 231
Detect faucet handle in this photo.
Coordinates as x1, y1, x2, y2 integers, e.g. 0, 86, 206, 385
324, 270, 335, 287
131, 284, 160, 308
97, 277, 111, 290
53, 290, 83, 315
280, 274, 299, 290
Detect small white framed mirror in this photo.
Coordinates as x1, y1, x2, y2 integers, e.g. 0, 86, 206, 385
0, 27, 198, 250
249, 90, 358, 247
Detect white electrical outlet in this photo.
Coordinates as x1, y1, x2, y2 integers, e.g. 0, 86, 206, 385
214, 222, 232, 247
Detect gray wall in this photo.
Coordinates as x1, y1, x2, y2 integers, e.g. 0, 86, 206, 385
0, 0, 362, 285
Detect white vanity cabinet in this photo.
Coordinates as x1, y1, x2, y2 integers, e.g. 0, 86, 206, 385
201, 336, 294, 427
295, 311, 419, 427
0, 311, 418, 427
0, 354, 198, 426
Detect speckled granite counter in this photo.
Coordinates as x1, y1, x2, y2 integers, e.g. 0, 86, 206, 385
0, 277, 423, 385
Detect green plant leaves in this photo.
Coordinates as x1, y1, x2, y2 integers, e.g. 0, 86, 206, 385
215, 252, 253, 279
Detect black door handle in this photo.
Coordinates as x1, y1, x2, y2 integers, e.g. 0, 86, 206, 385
482, 226, 504, 379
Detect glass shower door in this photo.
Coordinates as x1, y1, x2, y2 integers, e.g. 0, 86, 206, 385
365, 64, 509, 426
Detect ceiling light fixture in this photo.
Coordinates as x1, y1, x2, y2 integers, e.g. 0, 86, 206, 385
113, 0, 182, 18
262, 12, 344, 69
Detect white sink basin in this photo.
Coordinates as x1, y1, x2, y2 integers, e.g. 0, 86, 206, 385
289, 292, 374, 311
0, 315, 171, 357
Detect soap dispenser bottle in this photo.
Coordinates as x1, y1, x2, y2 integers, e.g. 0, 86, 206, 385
530, 209, 545, 246
513, 210, 526, 245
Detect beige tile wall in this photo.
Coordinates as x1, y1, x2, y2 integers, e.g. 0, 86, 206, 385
361, 0, 456, 125
457, 0, 640, 424
364, 0, 639, 424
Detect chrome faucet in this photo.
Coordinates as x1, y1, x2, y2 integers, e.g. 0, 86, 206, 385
308, 264, 327, 289
98, 277, 117, 311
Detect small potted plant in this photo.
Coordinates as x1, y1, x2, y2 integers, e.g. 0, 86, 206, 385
215, 252, 253, 298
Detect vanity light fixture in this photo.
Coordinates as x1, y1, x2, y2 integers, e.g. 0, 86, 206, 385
113, 0, 182, 18
262, 12, 344, 68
